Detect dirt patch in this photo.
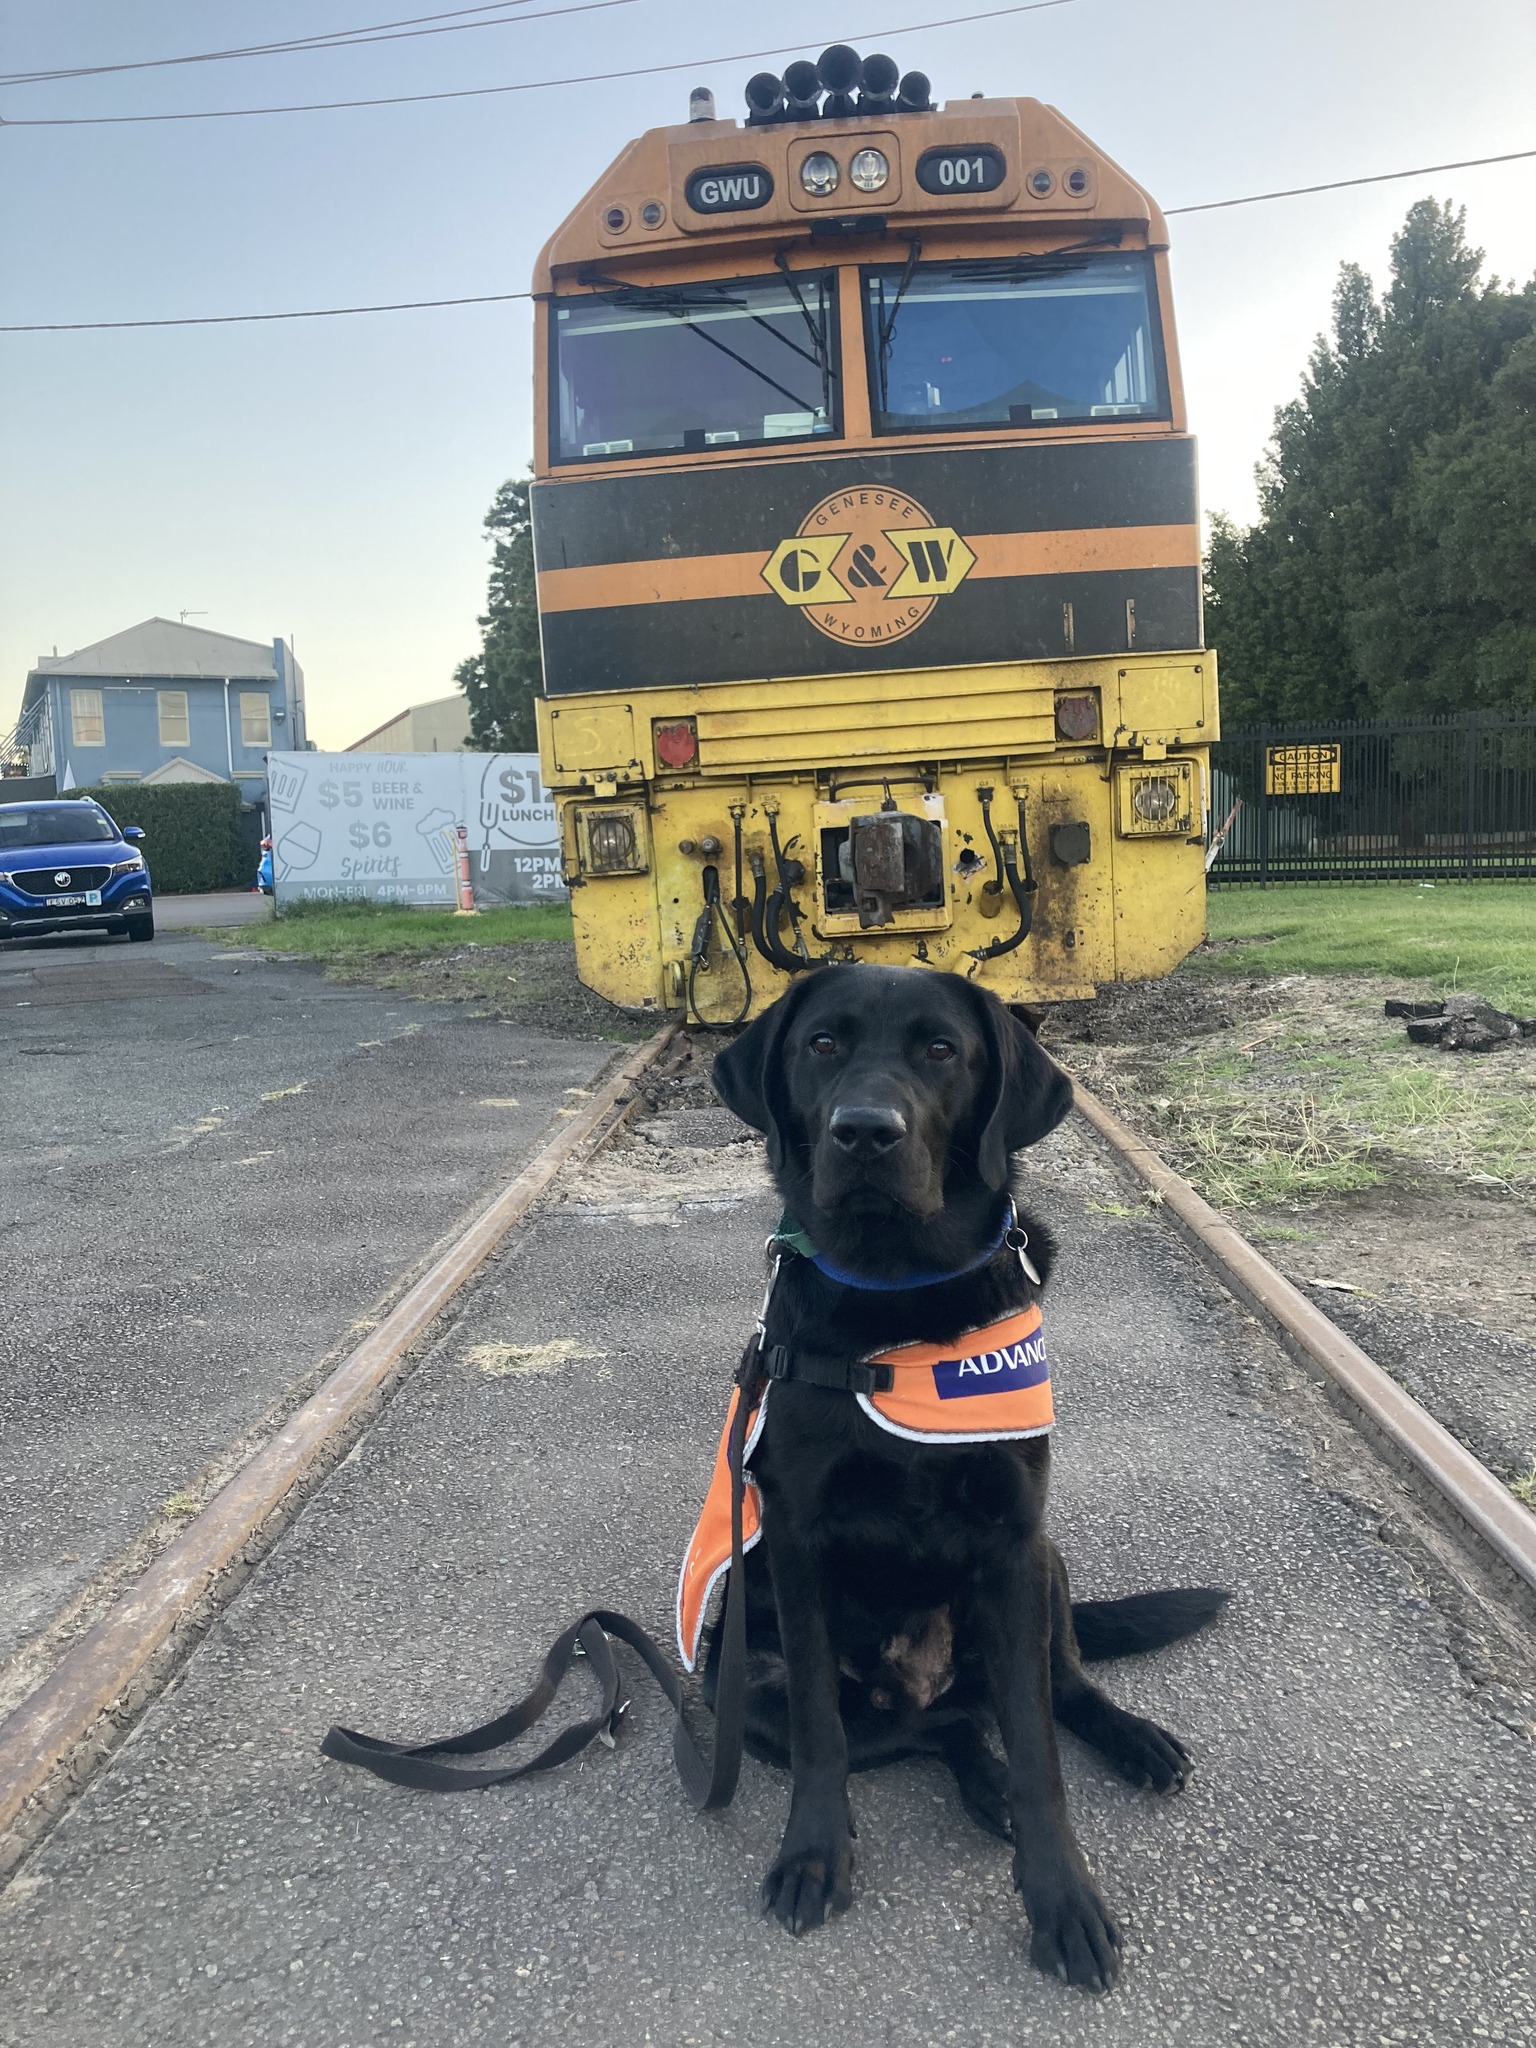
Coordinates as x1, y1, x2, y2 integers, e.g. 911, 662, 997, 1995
1048, 970, 1289, 1047
277, 938, 654, 1042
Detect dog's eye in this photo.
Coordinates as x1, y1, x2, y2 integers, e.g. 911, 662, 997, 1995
926, 1038, 957, 1062
808, 1032, 838, 1057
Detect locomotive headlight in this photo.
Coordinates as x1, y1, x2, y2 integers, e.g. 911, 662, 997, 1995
849, 147, 889, 193
799, 151, 840, 197
1131, 776, 1180, 823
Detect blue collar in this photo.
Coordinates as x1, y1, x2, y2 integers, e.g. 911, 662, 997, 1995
774, 1206, 1015, 1293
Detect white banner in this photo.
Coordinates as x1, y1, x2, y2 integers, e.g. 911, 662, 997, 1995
266, 752, 563, 908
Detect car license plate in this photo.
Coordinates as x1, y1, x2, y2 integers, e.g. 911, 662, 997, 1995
45, 890, 101, 907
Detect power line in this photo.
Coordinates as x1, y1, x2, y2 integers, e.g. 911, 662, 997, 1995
0, 2, 1076, 126
1165, 146, 1536, 216
0, 2, 610, 88
4, 142, 1533, 332
0, 291, 532, 333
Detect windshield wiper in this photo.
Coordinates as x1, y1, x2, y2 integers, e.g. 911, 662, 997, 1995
575, 267, 827, 425
673, 317, 820, 416
956, 234, 1127, 281
576, 270, 748, 313
773, 254, 835, 419
873, 236, 922, 413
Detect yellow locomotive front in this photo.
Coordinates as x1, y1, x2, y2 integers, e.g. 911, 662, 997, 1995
531, 47, 1218, 1022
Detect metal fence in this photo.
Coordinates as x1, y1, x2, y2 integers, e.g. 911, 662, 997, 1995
1206, 713, 1536, 886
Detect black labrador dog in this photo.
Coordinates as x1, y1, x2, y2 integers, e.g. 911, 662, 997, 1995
709, 964, 1225, 1992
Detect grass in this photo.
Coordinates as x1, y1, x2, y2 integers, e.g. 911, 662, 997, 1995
1511, 1462, 1536, 1511
1123, 1002, 1536, 1207
223, 897, 573, 963
1200, 882, 1536, 1012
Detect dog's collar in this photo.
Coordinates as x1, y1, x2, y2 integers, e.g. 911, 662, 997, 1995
772, 1205, 1030, 1292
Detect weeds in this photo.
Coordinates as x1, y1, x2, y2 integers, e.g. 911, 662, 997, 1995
1159, 1092, 1381, 1209
1073, 982, 1536, 1210
1510, 1463, 1536, 1512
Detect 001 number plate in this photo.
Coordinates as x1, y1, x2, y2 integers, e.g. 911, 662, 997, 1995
915, 145, 1007, 195
45, 889, 102, 907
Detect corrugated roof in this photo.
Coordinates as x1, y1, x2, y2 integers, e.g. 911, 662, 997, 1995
32, 617, 276, 681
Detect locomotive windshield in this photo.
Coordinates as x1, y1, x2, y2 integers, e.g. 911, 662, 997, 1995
864, 252, 1165, 432
552, 272, 838, 461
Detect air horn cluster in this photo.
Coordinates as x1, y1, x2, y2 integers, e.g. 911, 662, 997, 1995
744, 47, 933, 125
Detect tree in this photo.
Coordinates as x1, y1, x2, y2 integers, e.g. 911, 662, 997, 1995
1403, 331, 1536, 710
1205, 200, 1536, 724
456, 476, 543, 751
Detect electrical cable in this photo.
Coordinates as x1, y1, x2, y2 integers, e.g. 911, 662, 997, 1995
0, 3, 1076, 126
0, 3, 597, 87
0, 292, 534, 333
748, 851, 806, 975
766, 812, 813, 963
1164, 147, 1536, 216
969, 786, 1034, 960
5, 143, 1536, 333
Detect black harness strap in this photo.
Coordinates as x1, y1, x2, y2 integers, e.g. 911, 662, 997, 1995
320, 1338, 766, 1813
758, 1343, 894, 1396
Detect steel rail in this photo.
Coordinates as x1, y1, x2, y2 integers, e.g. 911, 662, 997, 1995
0, 1023, 678, 1880
1070, 1078, 1536, 1598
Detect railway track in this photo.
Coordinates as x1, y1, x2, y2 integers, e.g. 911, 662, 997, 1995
1, 1017, 1532, 1907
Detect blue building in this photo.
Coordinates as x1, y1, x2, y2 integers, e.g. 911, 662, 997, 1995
9, 617, 307, 803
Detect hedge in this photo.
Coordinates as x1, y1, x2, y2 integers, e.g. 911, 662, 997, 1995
76, 782, 255, 895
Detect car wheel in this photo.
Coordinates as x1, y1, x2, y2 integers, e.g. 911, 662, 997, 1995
127, 914, 155, 943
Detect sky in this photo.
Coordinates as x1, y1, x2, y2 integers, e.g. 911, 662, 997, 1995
3, 0, 1535, 749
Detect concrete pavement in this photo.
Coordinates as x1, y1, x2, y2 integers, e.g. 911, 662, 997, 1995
1, 1104, 1532, 2045
0, 931, 617, 1677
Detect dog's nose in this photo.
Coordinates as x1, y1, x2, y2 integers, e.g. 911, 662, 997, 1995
829, 1104, 908, 1155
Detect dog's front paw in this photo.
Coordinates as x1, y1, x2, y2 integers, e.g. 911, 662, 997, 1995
1018, 1866, 1122, 1993
1099, 1710, 1193, 1795
761, 1829, 853, 1937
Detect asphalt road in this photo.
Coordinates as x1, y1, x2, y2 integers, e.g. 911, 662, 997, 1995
1, 1104, 1532, 2045
0, 929, 616, 1673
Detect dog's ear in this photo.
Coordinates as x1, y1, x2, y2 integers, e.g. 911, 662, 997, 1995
966, 984, 1074, 1188
711, 976, 819, 1171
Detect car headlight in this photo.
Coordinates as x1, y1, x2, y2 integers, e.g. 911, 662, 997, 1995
849, 148, 889, 193
109, 855, 145, 876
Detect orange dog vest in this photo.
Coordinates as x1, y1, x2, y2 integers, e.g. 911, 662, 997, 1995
676, 1304, 1053, 1670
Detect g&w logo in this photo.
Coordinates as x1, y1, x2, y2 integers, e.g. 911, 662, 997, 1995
761, 485, 977, 647
931, 1328, 1049, 1402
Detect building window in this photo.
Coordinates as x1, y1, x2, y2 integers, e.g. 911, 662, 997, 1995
158, 690, 190, 747
239, 692, 272, 748
70, 688, 105, 747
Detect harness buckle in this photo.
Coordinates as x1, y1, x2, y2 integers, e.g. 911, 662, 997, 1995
759, 1344, 792, 1383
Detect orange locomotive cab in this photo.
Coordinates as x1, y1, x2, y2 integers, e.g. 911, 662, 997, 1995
531, 49, 1217, 1021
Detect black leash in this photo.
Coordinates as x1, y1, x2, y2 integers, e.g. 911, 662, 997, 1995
320, 1337, 766, 1813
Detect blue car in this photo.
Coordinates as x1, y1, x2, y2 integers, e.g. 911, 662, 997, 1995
0, 798, 154, 943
